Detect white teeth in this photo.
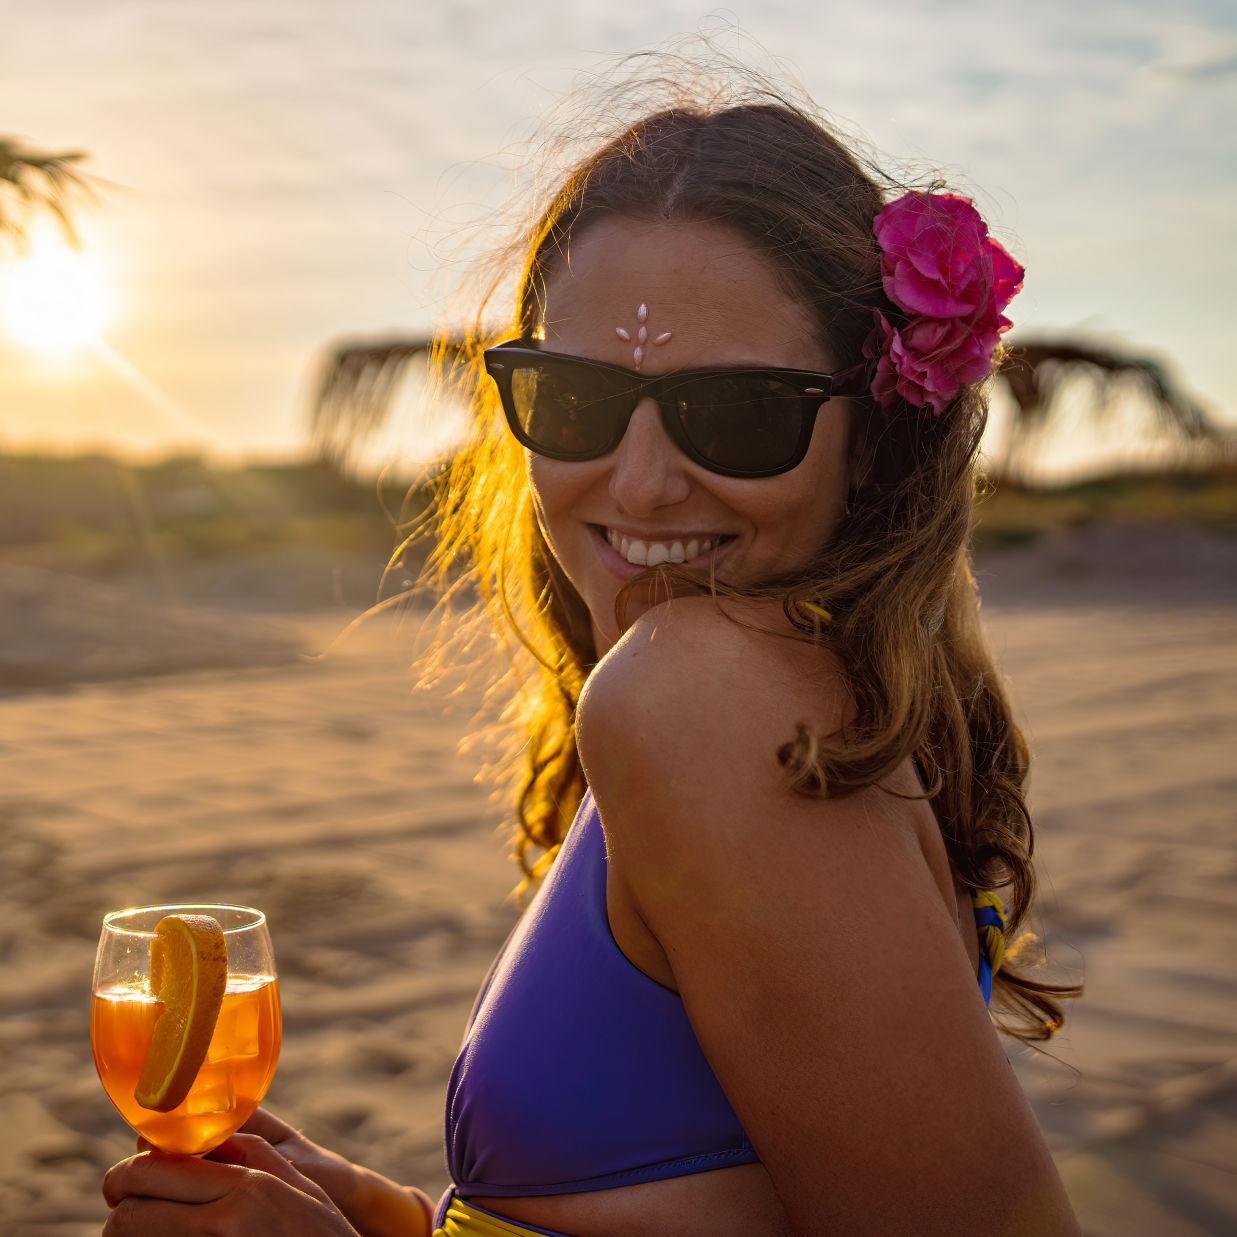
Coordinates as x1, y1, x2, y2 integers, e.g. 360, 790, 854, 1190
605, 529, 722, 566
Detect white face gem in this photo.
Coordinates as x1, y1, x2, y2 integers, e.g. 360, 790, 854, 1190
615, 304, 673, 370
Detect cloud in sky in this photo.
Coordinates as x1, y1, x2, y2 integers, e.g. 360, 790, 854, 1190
1, 0, 1233, 460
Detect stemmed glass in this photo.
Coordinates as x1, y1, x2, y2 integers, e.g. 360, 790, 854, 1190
91, 903, 281, 1156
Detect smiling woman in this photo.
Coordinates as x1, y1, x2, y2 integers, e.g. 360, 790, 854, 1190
1, 225, 112, 356
98, 54, 1082, 1237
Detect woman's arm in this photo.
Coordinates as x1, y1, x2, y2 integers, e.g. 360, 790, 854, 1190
236, 1108, 436, 1236
577, 599, 1079, 1236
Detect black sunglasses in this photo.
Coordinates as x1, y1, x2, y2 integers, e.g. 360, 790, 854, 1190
482, 341, 863, 479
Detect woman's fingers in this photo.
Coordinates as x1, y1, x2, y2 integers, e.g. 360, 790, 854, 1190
223, 1116, 359, 1208
102, 1145, 360, 1237
104, 1196, 210, 1236
237, 1105, 300, 1146
104, 1140, 331, 1209
229, 1128, 437, 1237
203, 1133, 335, 1203
104, 1151, 247, 1208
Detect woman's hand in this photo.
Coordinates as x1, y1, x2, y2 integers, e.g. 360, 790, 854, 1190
102, 1135, 361, 1236
232, 1108, 435, 1237
103, 1110, 435, 1237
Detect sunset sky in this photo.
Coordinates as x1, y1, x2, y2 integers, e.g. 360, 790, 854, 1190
2, 0, 1234, 474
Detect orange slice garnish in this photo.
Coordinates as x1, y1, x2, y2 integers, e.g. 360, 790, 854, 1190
134, 914, 228, 1112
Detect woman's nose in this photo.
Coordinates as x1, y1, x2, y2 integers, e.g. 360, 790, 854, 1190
607, 398, 692, 514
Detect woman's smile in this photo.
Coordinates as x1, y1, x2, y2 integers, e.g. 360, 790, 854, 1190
599, 525, 732, 568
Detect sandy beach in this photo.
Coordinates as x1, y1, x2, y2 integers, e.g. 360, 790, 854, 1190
1, 521, 1234, 1236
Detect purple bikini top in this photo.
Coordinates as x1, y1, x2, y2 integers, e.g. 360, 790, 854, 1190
443, 790, 995, 1200
443, 791, 759, 1198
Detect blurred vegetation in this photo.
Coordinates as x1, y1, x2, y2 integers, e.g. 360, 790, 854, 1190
0, 452, 1233, 585
0, 453, 434, 580
973, 467, 1237, 549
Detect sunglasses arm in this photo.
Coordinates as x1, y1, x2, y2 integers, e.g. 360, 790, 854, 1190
829, 362, 873, 399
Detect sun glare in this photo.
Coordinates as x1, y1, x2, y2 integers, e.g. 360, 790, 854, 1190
1, 230, 112, 356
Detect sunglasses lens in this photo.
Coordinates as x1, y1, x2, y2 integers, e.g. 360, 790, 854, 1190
672, 375, 811, 474
493, 349, 824, 476
509, 363, 629, 458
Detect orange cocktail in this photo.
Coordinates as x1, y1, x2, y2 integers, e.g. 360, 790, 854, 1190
92, 975, 281, 1155
91, 904, 280, 1156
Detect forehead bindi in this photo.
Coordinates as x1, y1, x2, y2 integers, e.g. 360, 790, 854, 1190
613, 301, 673, 370
541, 218, 826, 370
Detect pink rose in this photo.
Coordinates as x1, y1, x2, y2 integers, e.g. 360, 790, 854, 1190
863, 191, 1024, 414
866, 310, 1004, 415
873, 192, 1023, 322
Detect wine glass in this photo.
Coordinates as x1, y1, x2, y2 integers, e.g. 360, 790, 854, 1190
91, 903, 281, 1156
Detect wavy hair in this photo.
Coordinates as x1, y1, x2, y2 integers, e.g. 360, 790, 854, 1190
417, 75, 1080, 1042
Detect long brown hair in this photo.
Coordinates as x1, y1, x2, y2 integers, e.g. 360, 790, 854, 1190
419, 79, 1079, 1041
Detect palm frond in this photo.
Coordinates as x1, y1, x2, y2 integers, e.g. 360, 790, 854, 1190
0, 136, 93, 249
996, 337, 1214, 440
308, 335, 469, 467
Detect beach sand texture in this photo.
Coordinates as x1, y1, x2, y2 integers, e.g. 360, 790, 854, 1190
1, 522, 1234, 1236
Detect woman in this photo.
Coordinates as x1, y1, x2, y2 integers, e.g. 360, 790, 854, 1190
103, 82, 1081, 1237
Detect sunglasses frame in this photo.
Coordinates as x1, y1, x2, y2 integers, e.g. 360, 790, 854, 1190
483, 341, 859, 479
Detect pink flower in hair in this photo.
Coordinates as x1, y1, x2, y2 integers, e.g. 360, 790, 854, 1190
867, 311, 1003, 415
865, 191, 1024, 414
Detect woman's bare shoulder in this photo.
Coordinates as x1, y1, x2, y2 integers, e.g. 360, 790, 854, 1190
577, 593, 849, 783
578, 591, 920, 869
600, 591, 840, 673
574, 592, 911, 923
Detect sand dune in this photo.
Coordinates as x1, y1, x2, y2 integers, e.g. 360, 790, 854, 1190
1, 524, 1234, 1235
0, 562, 303, 688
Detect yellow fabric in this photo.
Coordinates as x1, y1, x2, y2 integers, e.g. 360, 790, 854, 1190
796, 600, 833, 622
972, 889, 1008, 977
972, 889, 1005, 916
434, 1198, 565, 1237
